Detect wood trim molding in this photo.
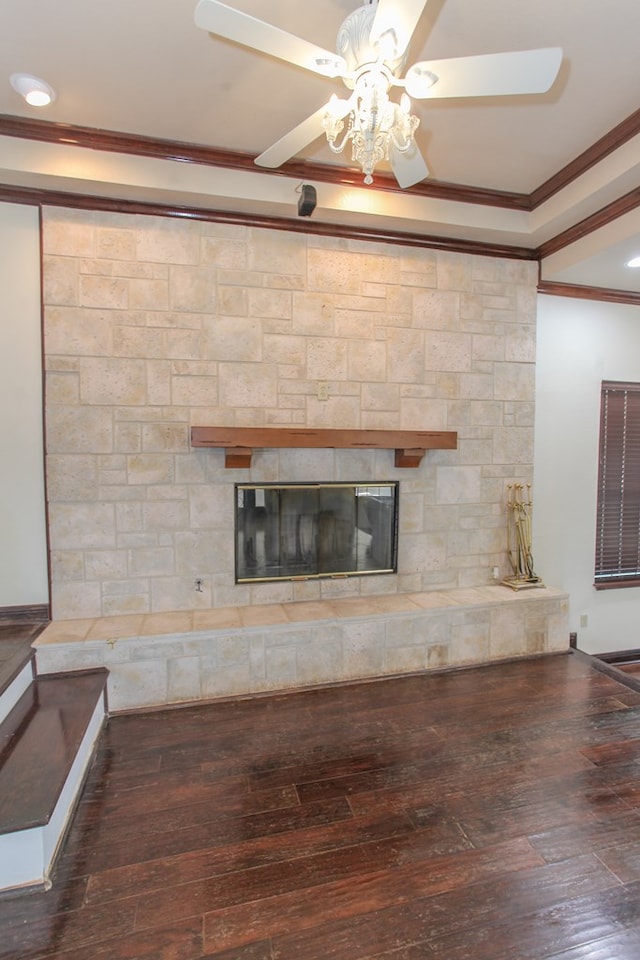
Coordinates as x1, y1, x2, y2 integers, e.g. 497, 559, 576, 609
536, 187, 640, 260
0, 182, 536, 261
190, 426, 458, 469
531, 107, 640, 208
538, 280, 640, 306
596, 648, 640, 664
5, 106, 640, 214
0, 604, 49, 622
2, 112, 640, 294
0, 114, 529, 211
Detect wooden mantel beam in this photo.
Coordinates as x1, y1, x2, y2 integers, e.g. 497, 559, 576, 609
190, 427, 457, 469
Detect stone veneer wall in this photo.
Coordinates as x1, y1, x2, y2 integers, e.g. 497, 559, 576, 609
42, 207, 538, 621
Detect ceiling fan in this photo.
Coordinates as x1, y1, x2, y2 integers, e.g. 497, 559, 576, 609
194, 0, 562, 189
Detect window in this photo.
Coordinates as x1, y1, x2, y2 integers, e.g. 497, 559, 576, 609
595, 381, 640, 589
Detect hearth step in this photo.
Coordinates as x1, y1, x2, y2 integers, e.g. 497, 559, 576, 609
0, 668, 108, 893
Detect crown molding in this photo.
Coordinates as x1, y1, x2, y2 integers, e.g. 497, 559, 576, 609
538, 280, 640, 305
0, 183, 536, 261
531, 107, 640, 208
0, 114, 529, 211
536, 187, 640, 259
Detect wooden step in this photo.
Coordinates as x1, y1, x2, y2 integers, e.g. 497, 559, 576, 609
0, 618, 46, 717
0, 668, 108, 892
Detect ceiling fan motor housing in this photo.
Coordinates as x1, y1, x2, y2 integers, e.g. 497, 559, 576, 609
337, 3, 408, 89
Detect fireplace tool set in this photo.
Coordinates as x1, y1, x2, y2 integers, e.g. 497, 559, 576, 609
501, 483, 544, 590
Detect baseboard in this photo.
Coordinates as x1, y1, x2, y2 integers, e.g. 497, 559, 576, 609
595, 648, 640, 664
0, 604, 49, 623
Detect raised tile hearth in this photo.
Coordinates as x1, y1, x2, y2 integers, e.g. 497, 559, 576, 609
34, 587, 569, 712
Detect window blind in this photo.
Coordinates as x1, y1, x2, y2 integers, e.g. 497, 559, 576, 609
595, 381, 640, 588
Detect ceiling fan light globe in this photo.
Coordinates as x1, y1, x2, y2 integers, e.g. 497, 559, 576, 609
404, 64, 439, 99
375, 27, 401, 62
313, 56, 347, 78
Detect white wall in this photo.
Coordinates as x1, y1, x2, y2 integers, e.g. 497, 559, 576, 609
534, 294, 640, 654
0, 202, 49, 607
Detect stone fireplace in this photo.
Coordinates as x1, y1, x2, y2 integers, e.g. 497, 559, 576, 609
36, 206, 569, 709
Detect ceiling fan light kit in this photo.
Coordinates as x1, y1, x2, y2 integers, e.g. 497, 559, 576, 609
194, 0, 563, 189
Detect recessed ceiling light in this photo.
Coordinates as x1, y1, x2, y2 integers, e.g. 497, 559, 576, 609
626, 256, 640, 268
10, 73, 56, 107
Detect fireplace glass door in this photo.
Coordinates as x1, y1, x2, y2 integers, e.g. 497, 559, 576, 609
235, 482, 398, 582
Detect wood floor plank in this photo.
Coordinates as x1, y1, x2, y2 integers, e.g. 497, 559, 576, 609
265, 854, 622, 960
425, 880, 640, 960
84, 809, 412, 905
202, 837, 544, 955
59, 796, 353, 876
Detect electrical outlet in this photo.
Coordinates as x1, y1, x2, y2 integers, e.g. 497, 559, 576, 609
317, 381, 329, 401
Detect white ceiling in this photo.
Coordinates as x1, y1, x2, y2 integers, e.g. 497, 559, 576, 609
1, 0, 640, 292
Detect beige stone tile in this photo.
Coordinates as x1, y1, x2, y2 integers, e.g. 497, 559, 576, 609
102, 594, 150, 617
126, 454, 173, 485
36, 619, 95, 644
79, 275, 128, 310
46, 371, 80, 405
46, 406, 113, 454
370, 594, 422, 614
135, 220, 200, 265
249, 230, 306, 275
435, 466, 482, 505
79, 357, 146, 405
203, 316, 260, 361
348, 340, 387, 382
263, 334, 306, 366
86, 614, 144, 641
97, 226, 136, 261
387, 328, 424, 384
43, 212, 96, 257
169, 265, 216, 313
306, 338, 348, 381
218, 362, 277, 408
193, 607, 242, 630
447, 588, 494, 606
247, 288, 292, 321
201, 236, 247, 269
330, 597, 378, 618
385, 645, 427, 674
410, 591, 460, 610
113, 324, 166, 358
307, 248, 362, 294
283, 601, 338, 623
239, 604, 288, 627
141, 610, 194, 636
108, 660, 168, 711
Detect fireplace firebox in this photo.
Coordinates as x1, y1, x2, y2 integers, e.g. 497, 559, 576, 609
235, 482, 399, 583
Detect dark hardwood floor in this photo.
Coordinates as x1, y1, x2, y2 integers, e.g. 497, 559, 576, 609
4, 650, 640, 959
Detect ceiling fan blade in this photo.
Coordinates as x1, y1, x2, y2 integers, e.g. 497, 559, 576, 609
405, 47, 562, 99
255, 99, 351, 169
194, 0, 346, 77
370, 0, 429, 59
390, 142, 429, 189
